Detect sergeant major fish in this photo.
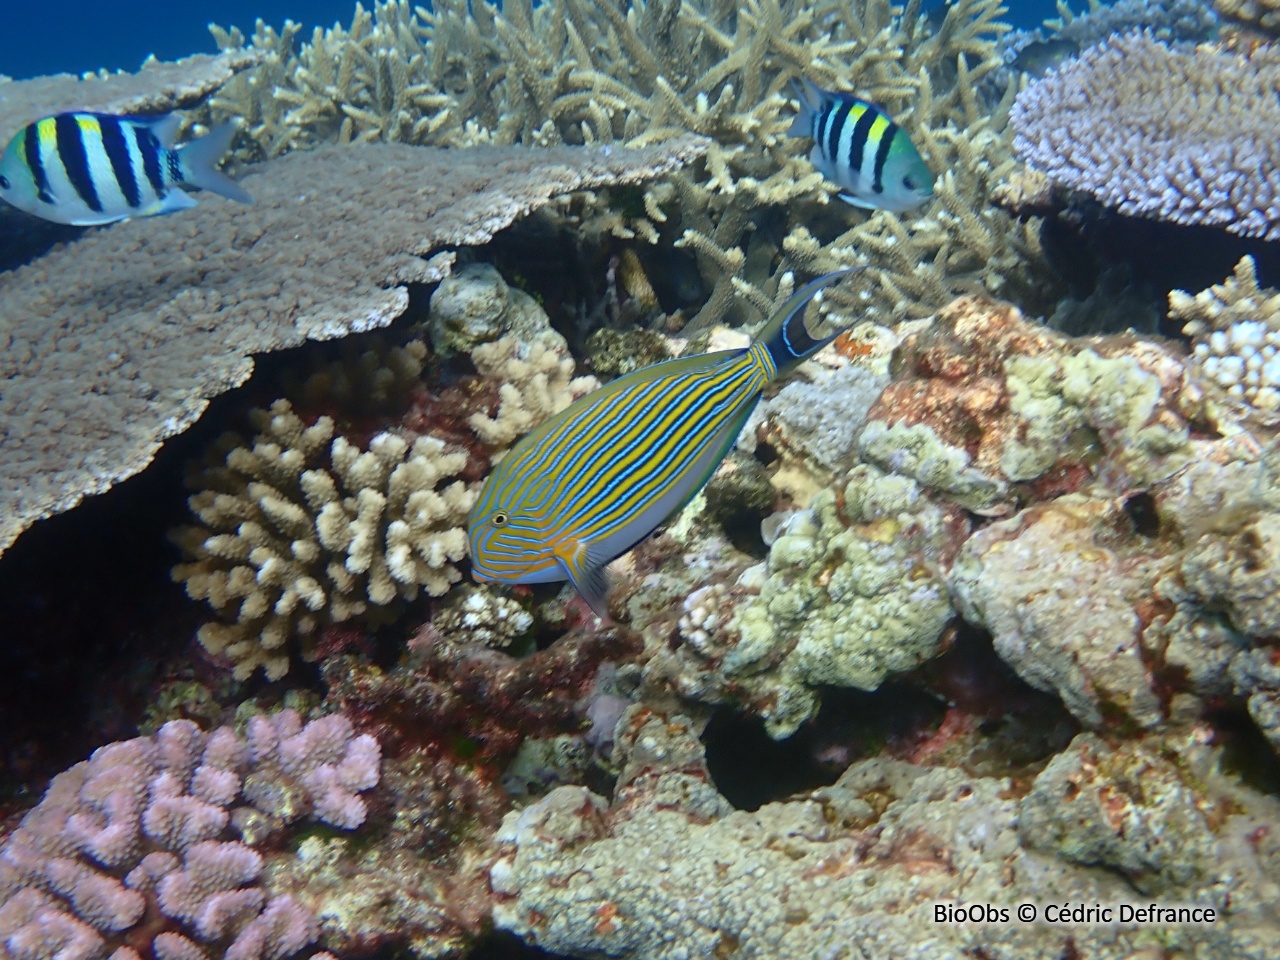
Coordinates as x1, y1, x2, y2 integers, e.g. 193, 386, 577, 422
469, 268, 859, 617
789, 78, 934, 212
0, 112, 252, 226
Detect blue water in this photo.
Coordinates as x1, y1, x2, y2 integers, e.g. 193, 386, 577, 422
2, 0, 1055, 81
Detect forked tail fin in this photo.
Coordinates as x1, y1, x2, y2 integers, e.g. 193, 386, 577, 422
754, 268, 862, 377
177, 120, 253, 205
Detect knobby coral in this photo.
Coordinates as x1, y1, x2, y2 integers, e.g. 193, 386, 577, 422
0, 136, 706, 559
0, 713, 379, 960
1012, 31, 1280, 240
172, 401, 474, 681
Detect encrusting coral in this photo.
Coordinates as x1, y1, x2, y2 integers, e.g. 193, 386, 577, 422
1012, 31, 1280, 241
172, 401, 474, 681
490, 707, 1279, 959
0, 135, 706, 559
0, 712, 379, 960
206, 0, 1058, 329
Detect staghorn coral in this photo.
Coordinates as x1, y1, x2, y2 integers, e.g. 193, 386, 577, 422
1170, 256, 1280, 414
207, 0, 1057, 328
0, 51, 259, 148
172, 401, 474, 681
0, 135, 707, 559
1011, 32, 1280, 241
0, 713, 378, 960
1217, 0, 1280, 36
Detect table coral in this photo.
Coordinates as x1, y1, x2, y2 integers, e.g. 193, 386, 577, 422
489, 706, 1276, 959
0, 51, 258, 148
0, 136, 707, 559
172, 401, 474, 681
1012, 32, 1280, 241
648, 464, 966, 738
0, 713, 379, 960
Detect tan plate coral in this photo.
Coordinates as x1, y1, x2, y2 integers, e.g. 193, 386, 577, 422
0, 136, 706, 558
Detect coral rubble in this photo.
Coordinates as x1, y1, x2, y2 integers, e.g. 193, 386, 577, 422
0, 136, 706, 559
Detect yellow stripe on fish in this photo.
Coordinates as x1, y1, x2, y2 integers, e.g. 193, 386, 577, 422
468, 269, 859, 617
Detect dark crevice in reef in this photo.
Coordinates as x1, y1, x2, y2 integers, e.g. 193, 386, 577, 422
469, 931, 576, 959
702, 626, 1079, 812
1211, 703, 1280, 798
1040, 205, 1280, 340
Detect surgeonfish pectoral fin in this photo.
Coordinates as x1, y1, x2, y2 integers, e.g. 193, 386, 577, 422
837, 191, 880, 210
555, 540, 612, 620
177, 120, 253, 205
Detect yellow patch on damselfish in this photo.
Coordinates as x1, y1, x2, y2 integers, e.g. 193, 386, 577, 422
36, 117, 57, 151
867, 113, 891, 145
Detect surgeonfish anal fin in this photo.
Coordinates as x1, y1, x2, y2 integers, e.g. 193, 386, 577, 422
555, 540, 611, 620
177, 120, 254, 205
755, 267, 864, 375
838, 191, 879, 210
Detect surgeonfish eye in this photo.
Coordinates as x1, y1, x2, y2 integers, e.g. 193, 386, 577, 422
0, 175, 9, 190
492, 512, 508, 526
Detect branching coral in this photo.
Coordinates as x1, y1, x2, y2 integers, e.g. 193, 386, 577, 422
0, 714, 378, 960
172, 401, 474, 680
208, 0, 1057, 328
1012, 31, 1280, 241
1170, 256, 1280, 413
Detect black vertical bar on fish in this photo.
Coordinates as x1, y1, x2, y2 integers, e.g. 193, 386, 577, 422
825, 101, 852, 171
55, 114, 103, 213
99, 115, 141, 208
23, 124, 53, 204
871, 121, 897, 195
847, 107, 878, 181
134, 125, 166, 197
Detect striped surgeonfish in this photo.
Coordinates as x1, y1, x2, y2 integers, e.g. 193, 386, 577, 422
0, 112, 251, 226
789, 78, 934, 213
469, 268, 859, 617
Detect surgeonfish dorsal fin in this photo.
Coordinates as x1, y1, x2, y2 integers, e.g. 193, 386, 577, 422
754, 268, 862, 376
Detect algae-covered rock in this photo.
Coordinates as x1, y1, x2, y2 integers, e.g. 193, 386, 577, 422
488, 708, 1274, 960
949, 494, 1168, 730
428, 262, 560, 356
647, 464, 966, 738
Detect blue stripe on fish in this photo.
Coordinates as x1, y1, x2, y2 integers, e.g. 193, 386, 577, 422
469, 268, 859, 617
135, 124, 167, 197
